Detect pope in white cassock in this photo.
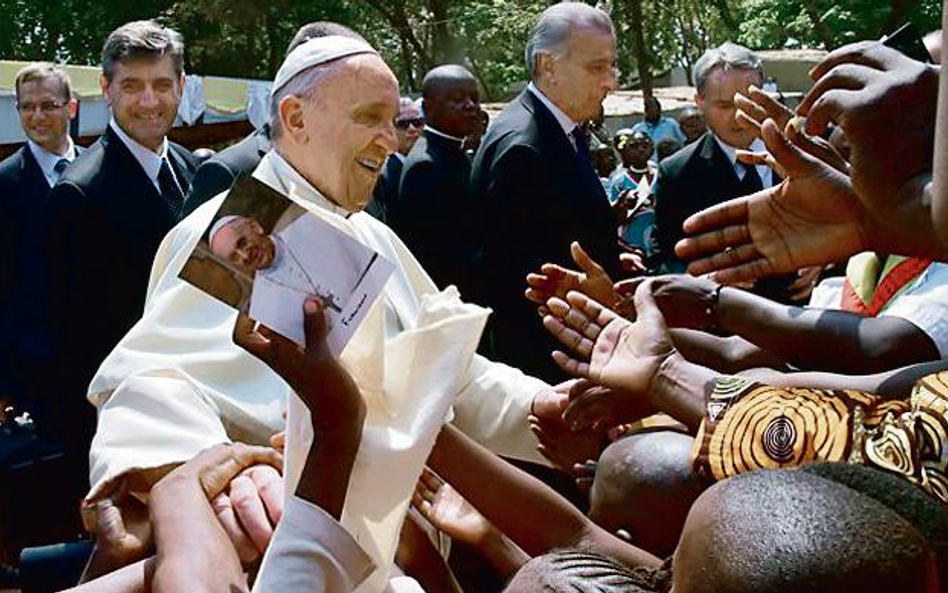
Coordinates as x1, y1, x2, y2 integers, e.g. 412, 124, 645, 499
84, 35, 554, 592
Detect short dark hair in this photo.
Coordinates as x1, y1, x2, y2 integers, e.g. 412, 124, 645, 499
286, 21, 366, 55
503, 549, 670, 592
15, 62, 72, 102
689, 469, 936, 592
101, 20, 184, 83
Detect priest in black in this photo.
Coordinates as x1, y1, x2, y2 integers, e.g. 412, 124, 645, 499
392, 65, 483, 298
469, 4, 621, 382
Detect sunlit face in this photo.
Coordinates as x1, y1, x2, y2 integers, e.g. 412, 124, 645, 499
102, 55, 183, 152
285, 54, 399, 212
17, 77, 76, 154
394, 101, 423, 155
210, 217, 275, 272
541, 27, 618, 122
679, 111, 707, 143
695, 67, 762, 149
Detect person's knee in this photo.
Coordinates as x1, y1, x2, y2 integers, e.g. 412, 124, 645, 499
588, 431, 703, 556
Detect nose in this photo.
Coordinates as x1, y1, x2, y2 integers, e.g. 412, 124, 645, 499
605, 68, 619, 92
139, 84, 159, 107
379, 120, 398, 154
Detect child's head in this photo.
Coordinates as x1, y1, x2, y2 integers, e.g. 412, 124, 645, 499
589, 431, 704, 556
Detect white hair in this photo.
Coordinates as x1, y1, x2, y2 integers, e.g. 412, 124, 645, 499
693, 42, 763, 97
269, 58, 350, 140
525, 2, 614, 79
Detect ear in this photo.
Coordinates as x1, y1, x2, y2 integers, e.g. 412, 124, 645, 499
178, 73, 186, 95
536, 52, 556, 82
693, 91, 704, 112
67, 97, 78, 120
99, 73, 110, 104
279, 95, 307, 142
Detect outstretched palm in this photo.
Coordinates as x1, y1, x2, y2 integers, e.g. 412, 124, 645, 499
543, 284, 674, 396
412, 468, 495, 546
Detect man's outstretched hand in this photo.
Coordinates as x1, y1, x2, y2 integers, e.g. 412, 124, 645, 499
675, 118, 874, 283
526, 241, 619, 313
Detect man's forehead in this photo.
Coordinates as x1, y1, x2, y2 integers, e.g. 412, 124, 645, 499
18, 77, 65, 96
111, 55, 178, 81
568, 26, 616, 57
704, 67, 760, 97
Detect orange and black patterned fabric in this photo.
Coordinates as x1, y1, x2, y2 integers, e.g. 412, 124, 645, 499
693, 373, 948, 504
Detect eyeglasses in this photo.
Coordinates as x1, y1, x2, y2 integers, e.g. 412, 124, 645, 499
16, 100, 67, 114
394, 118, 425, 130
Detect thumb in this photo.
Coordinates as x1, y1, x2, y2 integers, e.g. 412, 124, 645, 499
615, 276, 646, 296
302, 298, 329, 353
571, 242, 603, 275
95, 498, 127, 541
759, 118, 812, 177
633, 279, 666, 328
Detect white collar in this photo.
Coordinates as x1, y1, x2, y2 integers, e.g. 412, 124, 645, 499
392, 152, 407, 164
424, 125, 464, 143
109, 118, 169, 184
527, 82, 578, 139
28, 137, 76, 186
264, 149, 353, 218
712, 133, 765, 167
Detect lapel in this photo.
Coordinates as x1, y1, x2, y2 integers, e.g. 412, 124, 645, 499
19, 146, 51, 195
697, 134, 744, 202
520, 90, 605, 207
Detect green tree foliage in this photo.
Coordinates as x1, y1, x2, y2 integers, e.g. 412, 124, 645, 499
0, 0, 941, 99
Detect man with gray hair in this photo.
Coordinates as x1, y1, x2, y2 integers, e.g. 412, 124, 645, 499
653, 41, 775, 274
86, 30, 564, 592
470, 1, 622, 383
38, 20, 198, 504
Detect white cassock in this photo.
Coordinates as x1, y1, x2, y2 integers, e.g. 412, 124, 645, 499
85, 150, 548, 592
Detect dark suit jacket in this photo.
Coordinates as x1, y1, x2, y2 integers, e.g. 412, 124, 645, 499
183, 123, 271, 216
470, 89, 621, 382
40, 126, 197, 453
394, 130, 479, 297
653, 132, 794, 301
366, 152, 404, 223
0, 146, 57, 405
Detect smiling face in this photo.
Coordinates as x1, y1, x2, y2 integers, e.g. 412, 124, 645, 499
17, 76, 76, 154
210, 217, 275, 273
102, 55, 183, 152
280, 54, 399, 212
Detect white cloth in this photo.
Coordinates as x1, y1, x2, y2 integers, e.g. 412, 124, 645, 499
527, 82, 578, 148
712, 134, 773, 189
177, 75, 205, 126
252, 495, 375, 593
27, 138, 77, 187
86, 149, 547, 593
109, 118, 168, 193
423, 125, 464, 143
808, 262, 948, 357
247, 80, 273, 130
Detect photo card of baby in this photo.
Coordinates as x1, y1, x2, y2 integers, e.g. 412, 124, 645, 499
179, 176, 394, 355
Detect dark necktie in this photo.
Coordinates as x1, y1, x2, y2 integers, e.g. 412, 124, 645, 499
53, 158, 69, 175
158, 158, 184, 219
739, 162, 763, 194
571, 126, 597, 181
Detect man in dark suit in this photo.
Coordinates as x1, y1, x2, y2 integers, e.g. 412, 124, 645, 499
393, 66, 481, 296
366, 96, 422, 222
0, 64, 81, 414
653, 42, 774, 274
470, 3, 621, 382
40, 20, 197, 469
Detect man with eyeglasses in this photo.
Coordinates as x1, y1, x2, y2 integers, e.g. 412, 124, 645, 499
0, 63, 80, 422
366, 96, 423, 222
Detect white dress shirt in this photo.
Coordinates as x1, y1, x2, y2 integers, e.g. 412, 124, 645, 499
712, 134, 774, 189
27, 138, 77, 188
108, 118, 169, 193
527, 82, 580, 149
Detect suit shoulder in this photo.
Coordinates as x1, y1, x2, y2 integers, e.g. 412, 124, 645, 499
0, 147, 26, 181
169, 142, 199, 169
658, 138, 704, 178
57, 140, 107, 189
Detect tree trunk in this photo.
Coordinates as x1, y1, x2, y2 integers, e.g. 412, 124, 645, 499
626, 0, 652, 97
364, 0, 434, 72
801, 0, 836, 49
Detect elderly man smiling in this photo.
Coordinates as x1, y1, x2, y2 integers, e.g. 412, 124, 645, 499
85, 32, 558, 592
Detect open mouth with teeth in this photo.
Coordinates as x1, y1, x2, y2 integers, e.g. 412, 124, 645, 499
357, 156, 383, 173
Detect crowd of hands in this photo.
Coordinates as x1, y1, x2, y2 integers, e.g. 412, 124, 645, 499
67, 35, 948, 591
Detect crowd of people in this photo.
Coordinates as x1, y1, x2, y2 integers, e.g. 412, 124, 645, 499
2, 1, 948, 591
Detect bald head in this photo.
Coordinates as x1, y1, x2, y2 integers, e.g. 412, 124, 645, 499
673, 469, 939, 593
589, 432, 703, 557
421, 64, 480, 138
503, 549, 662, 593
